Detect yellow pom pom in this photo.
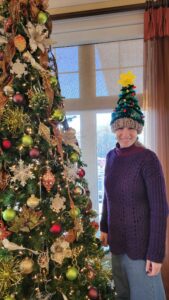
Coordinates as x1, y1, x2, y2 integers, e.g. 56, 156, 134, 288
118, 71, 136, 87
14, 35, 26, 52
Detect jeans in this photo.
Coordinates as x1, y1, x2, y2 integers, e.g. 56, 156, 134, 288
112, 254, 166, 300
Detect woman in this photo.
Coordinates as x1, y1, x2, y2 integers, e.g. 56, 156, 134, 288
100, 72, 168, 300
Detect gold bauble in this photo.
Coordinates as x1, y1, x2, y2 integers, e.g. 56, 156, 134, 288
27, 194, 40, 208
19, 257, 34, 274
3, 86, 14, 97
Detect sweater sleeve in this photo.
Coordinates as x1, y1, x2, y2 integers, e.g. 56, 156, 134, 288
100, 191, 108, 233
142, 150, 168, 263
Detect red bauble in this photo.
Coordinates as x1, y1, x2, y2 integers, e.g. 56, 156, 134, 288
2, 139, 12, 149
90, 221, 99, 231
77, 168, 85, 178
88, 287, 99, 299
29, 148, 40, 158
13, 93, 24, 104
50, 224, 62, 234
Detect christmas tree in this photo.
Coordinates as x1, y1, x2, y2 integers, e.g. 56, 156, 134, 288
0, 1, 114, 299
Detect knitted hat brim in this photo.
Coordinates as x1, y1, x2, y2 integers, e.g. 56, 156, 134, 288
111, 118, 143, 134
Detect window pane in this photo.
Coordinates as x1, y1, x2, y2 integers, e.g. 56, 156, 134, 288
95, 42, 119, 69
55, 47, 79, 99
119, 39, 143, 67
59, 74, 79, 99
95, 39, 143, 96
55, 47, 79, 72
96, 69, 119, 97
96, 113, 116, 217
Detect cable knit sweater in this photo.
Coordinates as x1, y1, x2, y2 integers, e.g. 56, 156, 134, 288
100, 143, 168, 263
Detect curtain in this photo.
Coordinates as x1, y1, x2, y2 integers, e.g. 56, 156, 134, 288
144, 1, 169, 298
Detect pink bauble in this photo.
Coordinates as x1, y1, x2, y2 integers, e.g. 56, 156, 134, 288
88, 287, 99, 299
29, 148, 40, 158
13, 93, 24, 104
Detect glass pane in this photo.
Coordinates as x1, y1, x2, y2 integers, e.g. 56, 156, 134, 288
95, 39, 143, 97
55, 47, 79, 99
55, 47, 79, 72
96, 69, 119, 96
95, 42, 119, 69
96, 113, 116, 218
66, 115, 81, 146
59, 73, 79, 99
119, 39, 143, 68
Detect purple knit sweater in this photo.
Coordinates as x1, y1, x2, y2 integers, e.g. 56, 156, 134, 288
100, 143, 168, 263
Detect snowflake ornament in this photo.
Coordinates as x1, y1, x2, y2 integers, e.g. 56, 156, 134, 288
50, 194, 66, 213
10, 159, 35, 187
10, 59, 28, 78
64, 163, 78, 182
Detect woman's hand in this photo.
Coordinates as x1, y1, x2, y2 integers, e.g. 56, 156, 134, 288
100, 232, 108, 246
146, 260, 162, 276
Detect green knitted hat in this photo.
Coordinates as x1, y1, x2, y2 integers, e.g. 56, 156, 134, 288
110, 71, 144, 134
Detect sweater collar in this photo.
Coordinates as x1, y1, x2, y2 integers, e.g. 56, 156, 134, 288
115, 141, 144, 157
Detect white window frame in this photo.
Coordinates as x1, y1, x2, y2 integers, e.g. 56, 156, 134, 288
53, 10, 144, 216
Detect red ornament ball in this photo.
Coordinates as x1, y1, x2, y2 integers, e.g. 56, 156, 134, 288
2, 139, 12, 149
29, 148, 40, 158
13, 93, 24, 104
50, 224, 62, 234
88, 287, 99, 299
90, 221, 99, 231
77, 168, 85, 178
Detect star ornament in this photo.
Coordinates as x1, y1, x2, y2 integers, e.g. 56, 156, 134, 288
118, 71, 136, 87
0, 220, 11, 240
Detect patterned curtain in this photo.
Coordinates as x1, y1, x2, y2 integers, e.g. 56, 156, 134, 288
144, 1, 169, 298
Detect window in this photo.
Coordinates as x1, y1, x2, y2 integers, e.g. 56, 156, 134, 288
54, 13, 144, 218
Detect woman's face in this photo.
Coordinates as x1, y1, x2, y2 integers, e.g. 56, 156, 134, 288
115, 127, 138, 148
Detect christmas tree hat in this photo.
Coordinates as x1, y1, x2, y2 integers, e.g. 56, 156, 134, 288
110, 71, 144, 134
